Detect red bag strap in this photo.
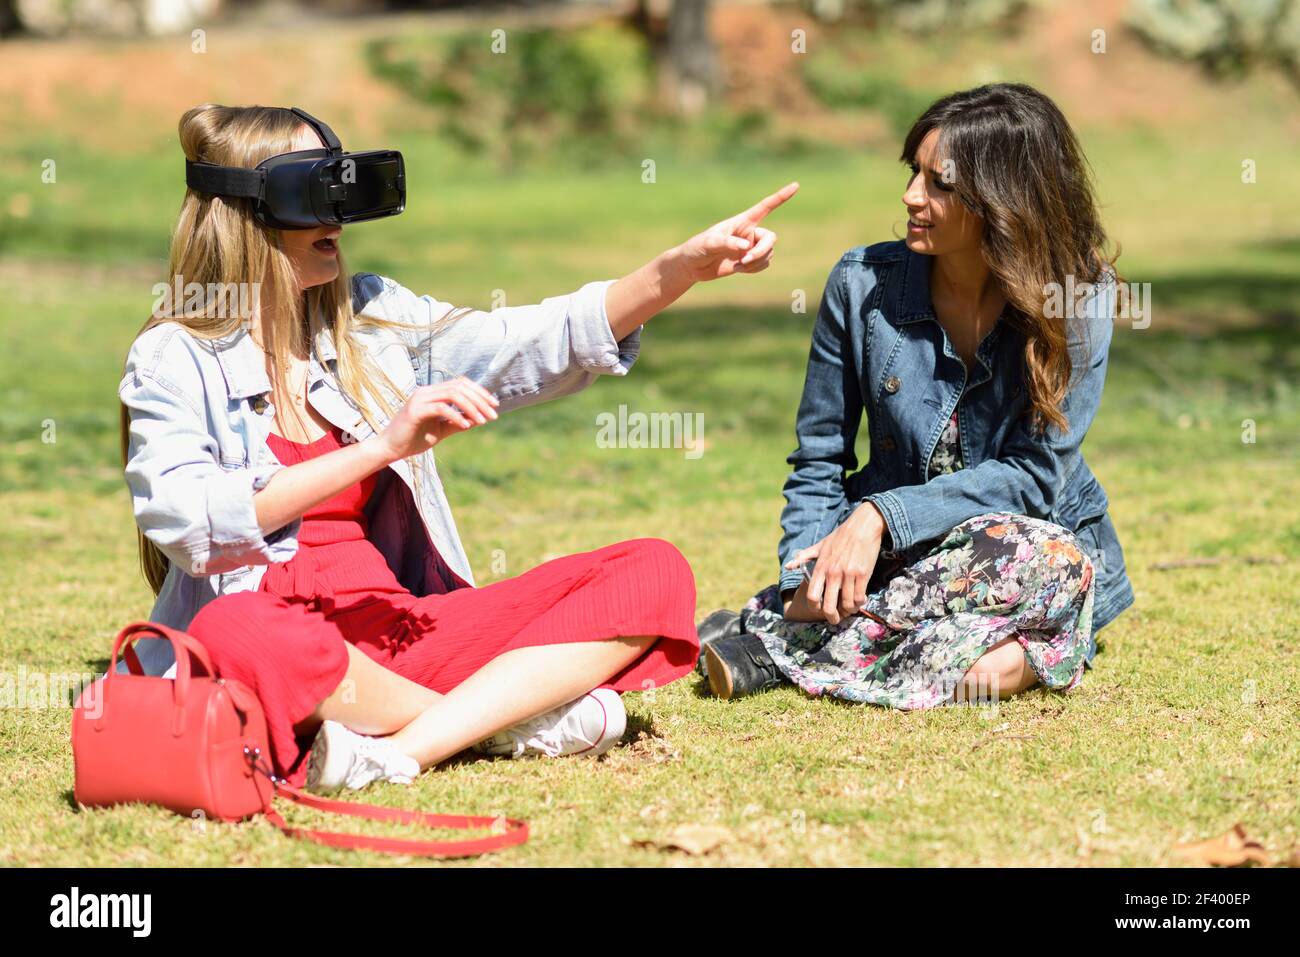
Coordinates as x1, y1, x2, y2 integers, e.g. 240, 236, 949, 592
260, 777, 528, 859
104, 622, 528, 859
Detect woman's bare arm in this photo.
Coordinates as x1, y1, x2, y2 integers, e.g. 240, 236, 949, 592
252, 378, 498, 538
604, 182, 798, 341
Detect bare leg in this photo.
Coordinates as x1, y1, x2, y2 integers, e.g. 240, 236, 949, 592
300, 635, 656, 769
953, 637, 1039, 702
389, 636, 655, 768
293, 644, 440, 738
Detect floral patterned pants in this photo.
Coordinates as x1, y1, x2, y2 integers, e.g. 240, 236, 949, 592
742, 513, 1096, 709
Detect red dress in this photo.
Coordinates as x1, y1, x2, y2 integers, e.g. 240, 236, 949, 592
187, 423, 698, 785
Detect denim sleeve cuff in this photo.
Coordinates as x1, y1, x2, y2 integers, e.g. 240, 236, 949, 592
778, 568, 805, 595
204, 461, 300, 571
865, 490, 913, 552
565, 279, 641, 375
776, 513, 837, 596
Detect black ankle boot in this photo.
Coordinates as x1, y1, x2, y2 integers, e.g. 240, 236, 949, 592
694, 609, 743, 677
704, 633, 783, 700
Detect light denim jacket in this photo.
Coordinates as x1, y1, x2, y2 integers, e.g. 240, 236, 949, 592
118, 273, 639, 676
778, 240, 1133, 637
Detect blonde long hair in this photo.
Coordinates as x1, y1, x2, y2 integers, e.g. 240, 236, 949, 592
121, 104, 464, 596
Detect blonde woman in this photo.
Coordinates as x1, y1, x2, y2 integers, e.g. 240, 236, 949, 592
119, 104, 797, 791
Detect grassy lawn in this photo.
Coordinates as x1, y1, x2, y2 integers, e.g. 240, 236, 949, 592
1, 18, 1297, 866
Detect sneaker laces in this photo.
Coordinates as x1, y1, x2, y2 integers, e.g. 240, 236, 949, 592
502, 697, 595, 757
350, 736, 414, 787
528, 726, 566, 758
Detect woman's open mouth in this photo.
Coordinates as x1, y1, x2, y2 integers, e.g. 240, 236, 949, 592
313, 237, 339, 256
907, 218, 933, 232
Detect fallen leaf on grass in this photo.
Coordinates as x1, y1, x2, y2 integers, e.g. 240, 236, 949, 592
1172, 824, 1271, 867
1074, 825, 1093, 859
626, 731, 680, 764
630, 824, 734, 856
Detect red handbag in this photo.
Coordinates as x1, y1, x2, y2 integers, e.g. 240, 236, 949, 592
71, 621, 529, 859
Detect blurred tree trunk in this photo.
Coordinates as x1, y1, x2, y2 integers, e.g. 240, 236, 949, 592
633, 0, 718, 115
667, 0, 717, 114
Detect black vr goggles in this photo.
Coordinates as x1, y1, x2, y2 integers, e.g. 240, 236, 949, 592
184, 107, 405, 229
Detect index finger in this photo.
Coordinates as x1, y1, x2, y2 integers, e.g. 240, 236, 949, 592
739, 181, 799, 224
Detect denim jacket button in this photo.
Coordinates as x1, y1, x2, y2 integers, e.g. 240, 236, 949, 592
881, 435, 897, 452
250, 395, 268, 414
884, 376, 901, 394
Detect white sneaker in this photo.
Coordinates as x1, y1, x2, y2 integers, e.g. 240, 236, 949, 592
473, 689, 627, 759
305, 720, 421, 793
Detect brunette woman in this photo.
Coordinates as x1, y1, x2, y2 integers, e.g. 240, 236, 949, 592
700, 83, 1132, 707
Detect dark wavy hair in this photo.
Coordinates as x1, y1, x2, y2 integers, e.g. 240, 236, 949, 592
901, 82, 1123, 434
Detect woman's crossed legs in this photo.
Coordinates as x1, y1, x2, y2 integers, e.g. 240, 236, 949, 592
189, 538, 698, 783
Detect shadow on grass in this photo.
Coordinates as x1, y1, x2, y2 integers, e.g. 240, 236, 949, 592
1138, 269, 1300, 321
624, 709, 657, 742
689, 674, 714, 699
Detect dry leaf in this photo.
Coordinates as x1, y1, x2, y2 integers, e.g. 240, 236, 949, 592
1172, 824, 1271, 867
627, 731, 680, 764
634, 824, 734, 856
1075, 825, 1093, 859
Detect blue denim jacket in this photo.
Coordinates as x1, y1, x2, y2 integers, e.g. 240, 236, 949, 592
118, 273, 639, 677
778, 240, 1133, 636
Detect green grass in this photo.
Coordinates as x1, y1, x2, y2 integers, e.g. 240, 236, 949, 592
1, 23, 1298, 867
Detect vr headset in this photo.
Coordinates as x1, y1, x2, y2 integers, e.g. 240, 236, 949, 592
184, 107, 405, 229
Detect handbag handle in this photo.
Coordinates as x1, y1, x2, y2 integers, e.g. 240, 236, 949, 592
106, 622, 216, 737
250, 756, 528, 858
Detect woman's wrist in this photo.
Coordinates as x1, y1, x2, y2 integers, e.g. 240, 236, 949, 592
850, 501, 887, 541
654, 245, 696, 303
361, 432, 404, 470
606, 248, 696, 341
